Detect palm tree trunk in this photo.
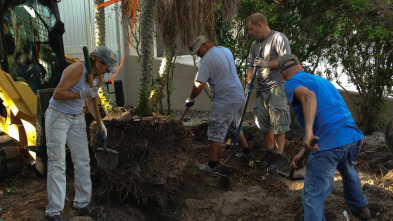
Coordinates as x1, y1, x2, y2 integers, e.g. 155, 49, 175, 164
94, 0, 106, 46
135, 0, 158, 116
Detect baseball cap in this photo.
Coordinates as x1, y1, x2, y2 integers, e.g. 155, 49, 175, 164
189, 35, 206, 55
94, 46, 118, 73
278, 54, 300, 71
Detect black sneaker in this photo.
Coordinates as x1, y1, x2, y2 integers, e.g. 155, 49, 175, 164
73, 204, 97, 217
260, 149, 277, 169
235, 151, 254, 161
267, 153, 288, 173
351, 205, 371, 220
46, 215, 63, 221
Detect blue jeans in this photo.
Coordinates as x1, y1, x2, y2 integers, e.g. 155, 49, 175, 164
302, 141, 368, 221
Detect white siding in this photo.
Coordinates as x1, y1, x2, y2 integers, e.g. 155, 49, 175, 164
57, 0, 122, 63
58, 0, 92, 60
57, 0, 125, 105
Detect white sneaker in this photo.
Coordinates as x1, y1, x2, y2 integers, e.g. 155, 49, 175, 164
197, 162, 218, 176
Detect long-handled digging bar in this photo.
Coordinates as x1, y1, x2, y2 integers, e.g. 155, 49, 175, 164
277, 136, 320, 181
83, 46, 119, 171
223, 46, 263, 165
219, 47, 263, 190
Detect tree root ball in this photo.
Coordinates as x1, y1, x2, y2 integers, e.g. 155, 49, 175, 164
89, 111, 193, 207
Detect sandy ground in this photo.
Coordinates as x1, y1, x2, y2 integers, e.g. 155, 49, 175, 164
0, 110, 392, 221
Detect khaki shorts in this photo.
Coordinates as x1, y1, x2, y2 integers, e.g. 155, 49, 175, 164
254, 85, 291, 134
207, 106, 243, 143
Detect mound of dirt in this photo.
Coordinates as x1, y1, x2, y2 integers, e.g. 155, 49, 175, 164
1, 110, 393, 221
90, 111, 193, 207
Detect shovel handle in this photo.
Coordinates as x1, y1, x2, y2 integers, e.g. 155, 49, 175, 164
180, 106, 190, 121
289, 136, 320, 179
224, 47, 264, 165
83, 47, 105, 147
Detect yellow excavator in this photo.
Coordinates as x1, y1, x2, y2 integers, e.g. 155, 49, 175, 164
0, 0, 124, 177
0, 0, 69, 178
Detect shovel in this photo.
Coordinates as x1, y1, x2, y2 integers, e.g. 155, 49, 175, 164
179, 106, 190, 122
278, 136, 320, 181
83, 46, 119, 171
223, 46, 263, 165
219, 47, 263, 190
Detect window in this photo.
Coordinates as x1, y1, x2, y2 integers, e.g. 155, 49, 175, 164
1, 1, 65, 93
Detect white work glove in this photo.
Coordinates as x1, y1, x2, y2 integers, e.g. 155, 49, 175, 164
80, 87, 99, 99
101, 121, 107, 138
96, 120, 107, 141
253, 57, 267, 68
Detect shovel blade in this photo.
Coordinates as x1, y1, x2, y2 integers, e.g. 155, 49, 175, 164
96, 147, 119, 171
219, 162, 231, 190
291, 173, 305, 181
277, 170, 290, 179
277, 169, 305, 181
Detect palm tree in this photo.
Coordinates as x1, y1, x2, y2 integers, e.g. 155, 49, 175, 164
134, 0, 158, 116
123, 0, 241, 116
94, 0, 106, 46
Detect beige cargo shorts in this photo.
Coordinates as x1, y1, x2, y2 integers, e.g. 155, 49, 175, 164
254, 85, 291, 134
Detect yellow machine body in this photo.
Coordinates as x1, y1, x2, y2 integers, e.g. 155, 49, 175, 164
0, 69, 37, 148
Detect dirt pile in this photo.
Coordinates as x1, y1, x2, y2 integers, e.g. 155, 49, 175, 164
90, 111, 193, 207
1, 111, 393, 221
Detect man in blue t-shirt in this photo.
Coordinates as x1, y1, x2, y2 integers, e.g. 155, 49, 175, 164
185, 35, 250, 175
278, 54, 370, 220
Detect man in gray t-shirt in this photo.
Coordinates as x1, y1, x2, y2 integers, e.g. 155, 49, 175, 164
242, 13, 291, 173
185, 35, 251, 175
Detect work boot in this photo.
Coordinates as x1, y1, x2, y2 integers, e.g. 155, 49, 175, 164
73, 204, 97, 217
260, 149, 277, 169
197, 162, 219, 176
351, 205, 371, 220
267, 153, 288, 173
46, 215, 63, 221
235, 150, 254, 161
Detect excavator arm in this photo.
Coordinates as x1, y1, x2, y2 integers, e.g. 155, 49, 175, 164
0, 69, 37, 148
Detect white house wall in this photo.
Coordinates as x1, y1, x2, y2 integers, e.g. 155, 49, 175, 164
123, 55, 217, 111
57, 0, 126, 102
57, 0, 122, 70
58, 0, 92, 57
54, 1, 393, 122
56, 1, 229, 111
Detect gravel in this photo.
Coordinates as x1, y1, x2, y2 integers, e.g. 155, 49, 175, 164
173, 110, 388, 147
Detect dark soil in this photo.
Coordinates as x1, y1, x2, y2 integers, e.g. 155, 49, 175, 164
0, 110, 392, 221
